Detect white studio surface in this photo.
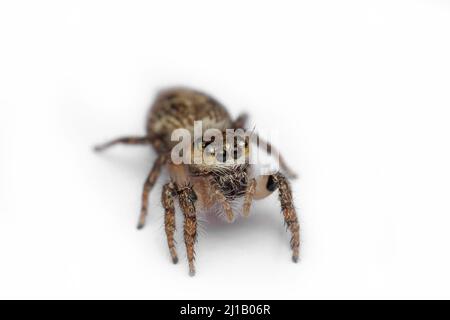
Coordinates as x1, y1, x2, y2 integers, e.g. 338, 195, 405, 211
1, 0, 450, 299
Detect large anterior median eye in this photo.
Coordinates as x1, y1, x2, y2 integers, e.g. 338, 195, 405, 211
236, 136, 246, 149
205, 144, 216, 156
233, 136, 247, 160
215, 149, 227, 163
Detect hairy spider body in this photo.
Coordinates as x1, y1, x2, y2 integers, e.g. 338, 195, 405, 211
95, 87, 300, 276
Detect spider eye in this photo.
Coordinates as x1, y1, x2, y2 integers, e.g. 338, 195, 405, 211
205, 144, 216, 156
266, 175, 277, 191
190, 191, 198, 202
237, 138, 246, 148
232, 136, 247, 160
216, 150, 227, 163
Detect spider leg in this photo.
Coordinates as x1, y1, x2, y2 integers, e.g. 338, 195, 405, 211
233, 112, 249, 129
93, 136, 150, 152
177, 185, 198, 276
243, 178, 257, 217
254, 134, 298, 179
211, 184, 234, 222
162, 182, 178, 263
137, 154, 167, 229
272, 172, 300, 262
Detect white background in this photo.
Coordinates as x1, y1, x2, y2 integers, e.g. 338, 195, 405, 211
1, 0, 450, 299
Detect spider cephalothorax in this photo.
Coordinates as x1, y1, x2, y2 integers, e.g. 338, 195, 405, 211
94, 87, 300, 275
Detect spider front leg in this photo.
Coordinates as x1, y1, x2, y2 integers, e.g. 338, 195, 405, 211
137, 154, 167, 229
177, 185, 198, 276
271, 172, 300, 262
161, 182, 178, 264
211, 184, 234, 222
243, 178, 257, 217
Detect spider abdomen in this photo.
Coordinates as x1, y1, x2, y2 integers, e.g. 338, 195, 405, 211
146, 88, 233, 152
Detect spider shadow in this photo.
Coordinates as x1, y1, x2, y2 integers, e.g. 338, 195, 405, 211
194, 198, 291, 261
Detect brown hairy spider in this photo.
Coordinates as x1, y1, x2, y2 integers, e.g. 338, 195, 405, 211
94, 87, 300, 276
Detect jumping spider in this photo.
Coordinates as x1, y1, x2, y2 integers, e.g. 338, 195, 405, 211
94, 88, 300, 276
